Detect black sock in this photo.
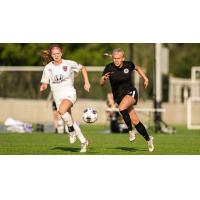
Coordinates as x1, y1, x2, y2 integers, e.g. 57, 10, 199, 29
68, 125, 75, 132
135, 122, 150, 141
120, 109, 133, 131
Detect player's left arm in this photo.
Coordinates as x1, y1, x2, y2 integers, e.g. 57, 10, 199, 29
81, 66, 91, 92
135, 65, 149, 89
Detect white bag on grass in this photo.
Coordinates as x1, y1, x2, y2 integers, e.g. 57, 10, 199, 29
4, 118, 32, 133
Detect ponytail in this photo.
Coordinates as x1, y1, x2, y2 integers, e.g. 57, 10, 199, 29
40, 50, 53, 65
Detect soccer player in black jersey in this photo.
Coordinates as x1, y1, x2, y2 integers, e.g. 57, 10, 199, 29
100, 48, 154, 152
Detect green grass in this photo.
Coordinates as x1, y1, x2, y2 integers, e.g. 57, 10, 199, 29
0, 124, 200, 155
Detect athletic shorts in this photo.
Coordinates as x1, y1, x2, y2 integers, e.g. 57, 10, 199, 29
115, 87, 138, 105
53, 88, 77, 111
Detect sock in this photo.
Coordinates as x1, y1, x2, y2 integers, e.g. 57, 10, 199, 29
135, 122, 150, 141
61, 112, 73, 126
61, 112, 74, 133
73, 122, 86, 143
120, 109, 133, 131
58, 116, 64, 126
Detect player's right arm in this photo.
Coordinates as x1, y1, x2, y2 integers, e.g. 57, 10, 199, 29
40, 83, 48, 92
99, 72, 112, 86
40, 67, 50, 92
100, 65, 113, 86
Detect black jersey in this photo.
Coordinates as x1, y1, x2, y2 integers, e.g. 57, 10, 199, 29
102, 61, 136, 103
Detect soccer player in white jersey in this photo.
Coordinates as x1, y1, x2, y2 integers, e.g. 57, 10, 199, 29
40, 44, 90, 153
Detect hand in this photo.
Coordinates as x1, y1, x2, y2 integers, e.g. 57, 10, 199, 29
84, 82, 91, 92
103, 72, 113, 80
144, 78, 149, 89
40, 84, 48, 92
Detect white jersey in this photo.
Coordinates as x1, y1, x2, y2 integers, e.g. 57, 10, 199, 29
41, 59, 82, 100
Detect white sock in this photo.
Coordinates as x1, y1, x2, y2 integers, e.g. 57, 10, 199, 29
73, 122, 86, 143
57, 116, 64, 133
58, 116, 64, 126
61, 112, 75, 135
61, 112, 73, 127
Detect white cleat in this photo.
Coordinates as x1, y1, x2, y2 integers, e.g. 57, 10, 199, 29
69, 132, 77, 144
80, 140, 89, 153
147, 136, 154, 152
129, 130, 136, 142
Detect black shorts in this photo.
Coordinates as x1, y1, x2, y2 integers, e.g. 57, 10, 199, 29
52, 101, 57, 111
115, 88, 138, 105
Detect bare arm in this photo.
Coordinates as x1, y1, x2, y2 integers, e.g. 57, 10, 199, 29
40, 83, 48, 92
99, 72, 112, 86
81, 66, 90, 92
99, 76, 106, 86
135, 65, 149, 88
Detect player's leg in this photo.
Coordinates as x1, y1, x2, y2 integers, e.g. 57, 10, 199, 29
118, 95, 135, 129
52, 101, 59, 133
68, 109, 88, 153
119, 93, 154, 152
58, 99, 77, 144
59, 99, 88, 152
53, 110, 59, 133
68, 109, 88, 147
57, 113, 65, 134
118, 95, 136, 141
74, 122, 88, 153
128, 108, 154, 152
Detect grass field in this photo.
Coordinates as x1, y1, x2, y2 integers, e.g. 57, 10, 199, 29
0, 124, 200, 155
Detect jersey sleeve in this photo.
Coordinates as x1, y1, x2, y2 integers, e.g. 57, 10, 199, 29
102, 65, 110, 76
70, 61, 83, 73
40, 68, 50, 84
130, 61, 136, 71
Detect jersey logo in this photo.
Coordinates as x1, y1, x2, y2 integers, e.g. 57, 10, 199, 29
124, 68, 129, 74
53, 74, 64, 83
63, 66, 68, 71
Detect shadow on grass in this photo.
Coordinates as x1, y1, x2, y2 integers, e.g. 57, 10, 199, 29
51, 146, 80, 152
50, 146, 99, 154
50, 146, 147, 154
112, 146, 147, 152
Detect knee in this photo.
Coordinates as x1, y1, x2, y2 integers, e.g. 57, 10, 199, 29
132, 119, 140, 126
58, 109, 66, 116
119, 106, 127, 112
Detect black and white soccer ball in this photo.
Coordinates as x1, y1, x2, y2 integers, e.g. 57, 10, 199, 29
83, 108, 98, 123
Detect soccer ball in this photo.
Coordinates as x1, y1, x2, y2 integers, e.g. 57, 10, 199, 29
83, 108, 98, 123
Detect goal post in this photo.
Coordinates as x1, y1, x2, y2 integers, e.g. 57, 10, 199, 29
187, 97, 200, 129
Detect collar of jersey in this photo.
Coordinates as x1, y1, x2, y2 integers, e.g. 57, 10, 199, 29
52, 59, 64, 67
113, 62, 124, 69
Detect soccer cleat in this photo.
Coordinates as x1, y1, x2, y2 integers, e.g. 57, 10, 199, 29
129, 130, 136, 142
147, 136, 154, 152
69, 131, 77, 144
80, 140, 89, 153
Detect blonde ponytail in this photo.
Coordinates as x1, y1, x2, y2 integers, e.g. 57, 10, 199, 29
40, 50, 53, 65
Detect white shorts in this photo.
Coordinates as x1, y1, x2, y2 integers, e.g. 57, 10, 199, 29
53, 88, 77, 110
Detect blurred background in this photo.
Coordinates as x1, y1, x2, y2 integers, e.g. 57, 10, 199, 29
0, 43, 200, 131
